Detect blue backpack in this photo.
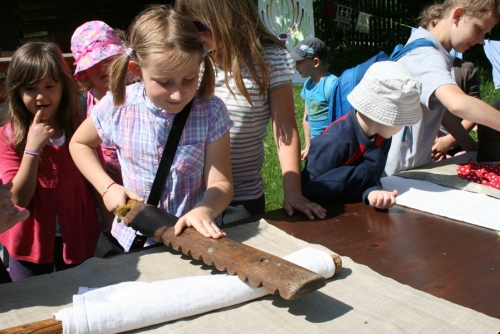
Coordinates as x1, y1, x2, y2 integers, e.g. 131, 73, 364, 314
327, 39, 436, 124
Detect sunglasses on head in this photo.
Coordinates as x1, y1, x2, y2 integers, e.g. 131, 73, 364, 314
192, 19, 211, 35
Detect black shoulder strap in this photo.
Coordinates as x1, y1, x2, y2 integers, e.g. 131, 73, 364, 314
147, 99, 193, 206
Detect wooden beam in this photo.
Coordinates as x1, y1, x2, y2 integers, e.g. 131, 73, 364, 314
0, 53, 75, 73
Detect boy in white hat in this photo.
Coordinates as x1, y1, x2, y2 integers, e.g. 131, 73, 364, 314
302, 61, 422, 209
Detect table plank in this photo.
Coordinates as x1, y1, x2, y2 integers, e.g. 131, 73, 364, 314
230, 202, 500, 319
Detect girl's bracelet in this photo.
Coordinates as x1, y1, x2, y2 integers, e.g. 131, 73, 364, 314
102, 182, 117, 198
24, 150, 41, 157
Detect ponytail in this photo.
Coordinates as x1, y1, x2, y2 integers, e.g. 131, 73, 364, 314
198, 56, 215, 99
109, 53, 130, 107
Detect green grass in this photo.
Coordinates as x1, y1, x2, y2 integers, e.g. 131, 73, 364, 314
480, 80, 500, 105
262, 76, 500, 212
262, 85, 305, 211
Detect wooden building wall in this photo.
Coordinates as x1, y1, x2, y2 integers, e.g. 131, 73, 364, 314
0, 0, 175, 54
0, 0, 174, 101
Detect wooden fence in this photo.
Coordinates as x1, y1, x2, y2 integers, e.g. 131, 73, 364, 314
315, 0, 433, 47
313, 0, 436, 71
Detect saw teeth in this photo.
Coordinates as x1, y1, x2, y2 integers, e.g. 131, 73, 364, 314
212, 261, 225, 272
226, 267, 237, 276
190, 252, 202, 261
237, 272, 248, 282
201, 256, 215, 267
263, 286, 279, 296
248, 276, 263, 287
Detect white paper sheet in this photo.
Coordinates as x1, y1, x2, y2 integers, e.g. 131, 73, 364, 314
382, 176, 500, 231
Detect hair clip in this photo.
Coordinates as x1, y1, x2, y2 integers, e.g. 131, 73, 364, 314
126, 48, 135, 58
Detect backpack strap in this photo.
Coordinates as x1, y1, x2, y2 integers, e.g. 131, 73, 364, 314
390, 39, 436, 61
323, 72, 338, 102
390, 39, 435, 143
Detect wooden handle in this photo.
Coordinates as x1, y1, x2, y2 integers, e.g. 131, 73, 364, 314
123, 201, 175, 240
332, 254, 342, 275
0, 319, 62, 334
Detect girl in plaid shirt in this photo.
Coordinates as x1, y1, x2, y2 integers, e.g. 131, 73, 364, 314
69, 5, 234, 252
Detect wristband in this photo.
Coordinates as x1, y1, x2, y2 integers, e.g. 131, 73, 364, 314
101, 182, 117, 198
24, 150, 41, 157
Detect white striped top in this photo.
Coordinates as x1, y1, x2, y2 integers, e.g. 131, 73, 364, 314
213, 44, 294, 201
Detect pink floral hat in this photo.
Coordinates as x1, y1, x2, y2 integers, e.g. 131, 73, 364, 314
71, 21, 125, 79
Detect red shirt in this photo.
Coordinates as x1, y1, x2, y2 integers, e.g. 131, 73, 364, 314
0, 125, 100, 264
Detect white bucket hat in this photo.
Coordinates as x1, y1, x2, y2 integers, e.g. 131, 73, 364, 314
347, 61, 423, 127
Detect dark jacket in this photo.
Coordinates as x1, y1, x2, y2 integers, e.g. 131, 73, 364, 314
302, 110, 391, 204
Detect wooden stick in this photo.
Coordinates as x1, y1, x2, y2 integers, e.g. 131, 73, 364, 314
0, 318, 62, 334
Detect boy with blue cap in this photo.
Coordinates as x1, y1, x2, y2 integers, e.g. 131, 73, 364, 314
291, 37, 338, 160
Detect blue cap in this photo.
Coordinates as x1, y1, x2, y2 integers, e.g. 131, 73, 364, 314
290, 37, 328, 61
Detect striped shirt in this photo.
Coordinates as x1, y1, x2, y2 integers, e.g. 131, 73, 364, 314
92, 82, 233, 251
213, 44, 294, 201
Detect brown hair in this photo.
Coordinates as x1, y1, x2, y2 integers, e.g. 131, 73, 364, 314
109, 5, 214, 106
5, 41, 82, 157
442, 0, 500, 21
420, 4, 443, 29
176, 0, 285, 105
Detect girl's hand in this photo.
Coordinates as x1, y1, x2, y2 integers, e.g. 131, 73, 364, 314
367, 190, 398, 209
0, 182, 30, 233
283, 190, 327, 220
25, 109, 54, 153
175, 207, 226, 239
102, 183, 142, 213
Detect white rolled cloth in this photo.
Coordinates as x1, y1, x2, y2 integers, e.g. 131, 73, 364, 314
53, 247, 335, 334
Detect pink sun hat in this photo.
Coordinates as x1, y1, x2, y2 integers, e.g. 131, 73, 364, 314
71, 20, 125, 79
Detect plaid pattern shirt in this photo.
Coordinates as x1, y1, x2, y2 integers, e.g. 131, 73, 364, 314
92, 82, 233, 251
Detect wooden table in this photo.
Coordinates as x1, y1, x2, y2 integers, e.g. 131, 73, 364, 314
233, 202, 500, 319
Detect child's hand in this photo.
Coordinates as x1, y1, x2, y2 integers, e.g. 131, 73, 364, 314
301, 147, 309, 161
175, 207, 226, 239
432, 136, 454, 161
367, 190, 398, 209
0, 182, 30, 233
25, 109, 54, 153
102, 183, 142, 213
283, 190, 327, 220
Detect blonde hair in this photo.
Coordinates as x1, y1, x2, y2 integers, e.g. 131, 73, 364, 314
442, 0, 500, 21
109, 5, 214, 106
5, 41, 82, 157
420, 4, 443, 29
176, 0, 285, 105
